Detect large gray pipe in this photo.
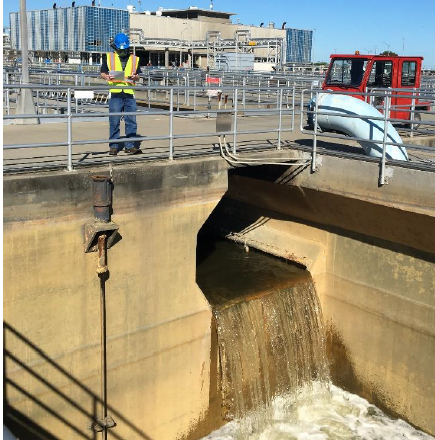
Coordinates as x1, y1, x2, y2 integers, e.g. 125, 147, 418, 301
19, 0, 29, 84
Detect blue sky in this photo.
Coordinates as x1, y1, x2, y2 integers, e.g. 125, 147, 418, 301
3, 0, 435, 67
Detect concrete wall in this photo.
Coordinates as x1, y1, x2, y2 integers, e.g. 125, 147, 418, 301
3, 158, 228, 440
206, 155, 435, 435
4, 152, 435, 438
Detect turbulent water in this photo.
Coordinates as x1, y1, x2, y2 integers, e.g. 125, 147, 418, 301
201, 382, 434, 440
196, 237, 434, 440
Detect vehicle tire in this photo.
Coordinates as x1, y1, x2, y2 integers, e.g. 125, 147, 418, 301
408, 111, 421, 131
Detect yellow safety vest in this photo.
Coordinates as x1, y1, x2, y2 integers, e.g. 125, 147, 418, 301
106, 52, 139, 95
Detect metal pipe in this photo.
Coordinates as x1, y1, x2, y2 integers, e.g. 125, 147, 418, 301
277, 88, 283, 150
67, 88, 73, 171
233, 88, 238, 155
379, 94, 391, 185
169, 89, 174, 160
91, 176, 112, 223
19, 0, 30, 85
312, 90, 319, 173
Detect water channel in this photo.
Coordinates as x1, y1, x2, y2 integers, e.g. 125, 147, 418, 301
196, 235, 434, 440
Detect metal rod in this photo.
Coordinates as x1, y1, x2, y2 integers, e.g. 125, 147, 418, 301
312, 90, 319, 173
277, 88, 283, 150
379, 94, 391, 185
169, 88, 174, 160
233, 88, 238, 155
98, 258, 108, 440
67, 88, 73, 171
291, 83, 296, 131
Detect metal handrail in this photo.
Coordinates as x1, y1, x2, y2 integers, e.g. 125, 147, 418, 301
300, 87, 435, 184
3, 83, 296, 173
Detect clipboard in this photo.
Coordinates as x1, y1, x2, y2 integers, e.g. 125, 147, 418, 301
109, 70, 125, 81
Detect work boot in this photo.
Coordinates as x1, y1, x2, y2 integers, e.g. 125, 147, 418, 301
109, 147, 118, 156
124, 147, 142, 155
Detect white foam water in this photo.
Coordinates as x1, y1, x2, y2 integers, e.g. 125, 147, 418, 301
201, 381, 434, 440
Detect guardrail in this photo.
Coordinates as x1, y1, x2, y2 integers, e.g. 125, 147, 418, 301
3, 68, 322, 116
4, 81, 435, 182
301, 88, 435, 184
3, 83, 296, 173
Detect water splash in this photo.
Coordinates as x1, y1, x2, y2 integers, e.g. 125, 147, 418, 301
202, 382, 434, 440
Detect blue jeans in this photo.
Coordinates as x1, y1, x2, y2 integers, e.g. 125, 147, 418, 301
109, 95, 137, 151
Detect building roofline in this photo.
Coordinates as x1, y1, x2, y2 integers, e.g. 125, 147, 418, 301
155, 8, 235, 16
9, 5, 129, 14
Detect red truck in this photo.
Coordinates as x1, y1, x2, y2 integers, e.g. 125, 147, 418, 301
321, 53, 431, 125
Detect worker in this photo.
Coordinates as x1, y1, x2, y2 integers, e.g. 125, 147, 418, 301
100, 33, 142, 156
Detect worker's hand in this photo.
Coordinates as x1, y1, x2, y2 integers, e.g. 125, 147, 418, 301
101, 73, 114, 81
128, 74, 139, 82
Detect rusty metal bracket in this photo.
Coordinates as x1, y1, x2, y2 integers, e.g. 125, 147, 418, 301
89, 415, 116, 432
83, 223, 119, 253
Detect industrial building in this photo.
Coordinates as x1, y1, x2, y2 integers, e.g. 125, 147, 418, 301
9, 4, 313, 69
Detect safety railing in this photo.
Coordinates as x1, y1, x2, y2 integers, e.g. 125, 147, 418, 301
3, 83, 296, 173
301, 87, 435, 184
3, 69, 318, 115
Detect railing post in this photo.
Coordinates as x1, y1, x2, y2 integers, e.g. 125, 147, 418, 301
5, 74, 10, 115
193, 78, 197, 111
233, 88, 238, 155
169, 88, 174, 160
311, 90, 319, 173
67, 87, 73, 171
277, 88, 283, 150
242, 77, 246, 109
291, 83, 296, 131
379, 93, 391, 185
148, 74, 151, 108
177, 77, 180, 112
410, 92, 416, 138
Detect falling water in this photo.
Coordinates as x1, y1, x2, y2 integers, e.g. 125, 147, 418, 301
197, 236, 434, 440
215, 277, 329, 436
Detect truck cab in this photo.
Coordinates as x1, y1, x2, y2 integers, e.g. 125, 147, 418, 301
322, 53, 430, 123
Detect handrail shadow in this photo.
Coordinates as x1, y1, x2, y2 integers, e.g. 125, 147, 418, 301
4, 321, 154, 440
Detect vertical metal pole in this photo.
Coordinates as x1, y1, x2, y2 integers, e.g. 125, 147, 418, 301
148, 75, 151, 108
193, 78, 197, 111
311, 90, 319, 173
67, 88, 73, 171
379, 94, 391, 185
233, 88, 238, 155
277, 88, 283, 150
410, 93, 416, 138
6, 74, 10, 115
169, 88, 174, 160
98, 259, 108, 440
177, 77, 180, 112
291, 83, 296, 131
19, 0, 30, 85
242, 77, 246, 109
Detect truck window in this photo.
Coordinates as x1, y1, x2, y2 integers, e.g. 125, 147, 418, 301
367, 61, 393, 87
326, 58, 369, 86
401, 61, 417, 86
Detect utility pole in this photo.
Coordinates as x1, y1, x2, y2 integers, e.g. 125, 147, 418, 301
15, 0, 39, 124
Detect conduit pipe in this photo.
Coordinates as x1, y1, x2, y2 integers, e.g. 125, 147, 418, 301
312, 93, 408, 161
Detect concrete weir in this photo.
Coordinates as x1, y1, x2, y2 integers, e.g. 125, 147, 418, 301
3, 153, 435, 438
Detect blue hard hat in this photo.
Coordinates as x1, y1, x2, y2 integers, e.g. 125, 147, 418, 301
113, 33, 130, 50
